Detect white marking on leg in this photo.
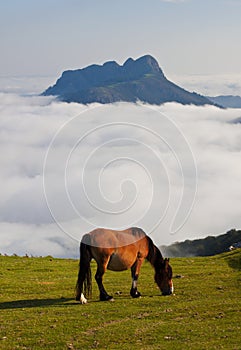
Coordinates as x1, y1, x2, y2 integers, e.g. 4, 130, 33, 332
132, 279, 137, 289
80, 293, 88, 304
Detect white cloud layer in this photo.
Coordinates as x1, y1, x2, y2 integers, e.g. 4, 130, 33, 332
168, 73, 241, 96
0, 76, 57, 95
0, 93, 241, 257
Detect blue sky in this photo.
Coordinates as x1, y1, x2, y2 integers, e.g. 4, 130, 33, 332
1, 0, 241, 79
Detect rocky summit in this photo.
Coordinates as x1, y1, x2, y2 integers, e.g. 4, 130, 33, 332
42, 55, 216, 106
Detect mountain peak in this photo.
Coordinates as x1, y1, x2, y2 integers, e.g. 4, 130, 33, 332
123, 57, 135, 66
42, 55, 217, 106
123, 55, 163, 76
135, 55, 161, 72
103, 60, 119, 68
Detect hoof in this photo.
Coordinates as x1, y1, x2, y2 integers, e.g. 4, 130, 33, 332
132, 292, 141, 298
100, 294, 114, 302
130, 289, 141, 298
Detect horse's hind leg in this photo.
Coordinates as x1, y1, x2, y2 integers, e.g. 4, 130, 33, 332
95, 257, 113, 301
130, 259, 143, 298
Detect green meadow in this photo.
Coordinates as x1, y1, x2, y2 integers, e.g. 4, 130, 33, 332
0, 250, 240, 350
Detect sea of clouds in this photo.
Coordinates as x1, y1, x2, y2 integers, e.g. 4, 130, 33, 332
168, 73, 241, 97
0, 91, 241, 257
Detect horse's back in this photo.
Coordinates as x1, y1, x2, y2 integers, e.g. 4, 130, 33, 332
82, 227, 147, 248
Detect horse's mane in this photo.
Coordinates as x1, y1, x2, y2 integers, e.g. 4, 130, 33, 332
130, 228, 164, 268
146, 235, 164, 269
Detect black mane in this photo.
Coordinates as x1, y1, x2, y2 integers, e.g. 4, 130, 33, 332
146, 235, 164, 269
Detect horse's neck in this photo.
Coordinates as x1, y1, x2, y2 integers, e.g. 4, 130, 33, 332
147, 241, 163, 268
153, 245, 164, 268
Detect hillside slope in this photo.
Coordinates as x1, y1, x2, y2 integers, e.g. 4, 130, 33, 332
208, 95, 241, 108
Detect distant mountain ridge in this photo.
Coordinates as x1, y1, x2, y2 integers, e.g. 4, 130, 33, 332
42, 55, 217, 106
207, 95, 241, 108
160, 229, 241, 257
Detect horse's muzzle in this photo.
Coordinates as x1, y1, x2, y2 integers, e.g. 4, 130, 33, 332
162, 290, 172, 296
162, 285, 174, 296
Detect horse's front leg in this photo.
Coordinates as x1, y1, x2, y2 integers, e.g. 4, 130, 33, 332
130, 258, 144, 298
95, 258, 113, 301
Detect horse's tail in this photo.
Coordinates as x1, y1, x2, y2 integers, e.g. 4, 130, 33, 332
75, 235, 92, 301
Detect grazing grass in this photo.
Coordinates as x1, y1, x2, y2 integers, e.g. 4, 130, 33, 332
0, 250, 240, 350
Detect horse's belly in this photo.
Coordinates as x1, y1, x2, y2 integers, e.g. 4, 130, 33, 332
107, 253, 135, 271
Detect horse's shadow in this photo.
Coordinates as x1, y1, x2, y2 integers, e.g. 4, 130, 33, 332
0, 297, 75, 310
0, 293, 163, 309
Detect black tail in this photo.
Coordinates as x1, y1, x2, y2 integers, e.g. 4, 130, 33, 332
75, 236, 92, 301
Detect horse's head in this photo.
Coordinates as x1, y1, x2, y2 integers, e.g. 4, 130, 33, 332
155, 258, 174, 296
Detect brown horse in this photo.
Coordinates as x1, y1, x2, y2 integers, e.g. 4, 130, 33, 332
76, 227, 173, 304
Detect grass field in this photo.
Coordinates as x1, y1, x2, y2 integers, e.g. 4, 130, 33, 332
0, 250, 240, 350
